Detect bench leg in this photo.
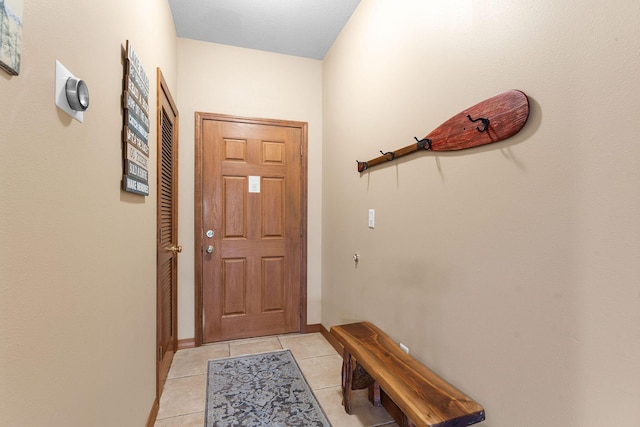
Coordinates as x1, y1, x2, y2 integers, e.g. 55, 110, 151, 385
368, 382, 381, 407
401, 412, 417, 427
341, 348, 377, 414
341, 348, 355, 414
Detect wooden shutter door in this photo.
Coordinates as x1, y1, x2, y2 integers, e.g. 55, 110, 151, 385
156, 69, 179, 397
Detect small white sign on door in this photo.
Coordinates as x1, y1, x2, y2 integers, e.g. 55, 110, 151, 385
248, 176, 261, 193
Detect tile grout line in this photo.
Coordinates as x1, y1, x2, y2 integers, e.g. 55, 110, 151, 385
155, 410, 204, 422
165, 372, 208, 381
312, 384, 343, 391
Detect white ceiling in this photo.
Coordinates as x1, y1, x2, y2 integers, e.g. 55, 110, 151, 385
168, 0, 361, 60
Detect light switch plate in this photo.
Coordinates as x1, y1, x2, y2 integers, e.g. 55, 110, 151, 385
55, 60, 84, 122
368, 209, 375, 228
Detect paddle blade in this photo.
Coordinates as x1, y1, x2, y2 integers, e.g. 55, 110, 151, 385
427, 90, 529, 151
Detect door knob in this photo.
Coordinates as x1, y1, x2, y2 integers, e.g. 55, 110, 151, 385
206, 245, 214, 254
166, 244, 182, 253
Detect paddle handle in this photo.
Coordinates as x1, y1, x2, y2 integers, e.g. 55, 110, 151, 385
357, 138, 431, 172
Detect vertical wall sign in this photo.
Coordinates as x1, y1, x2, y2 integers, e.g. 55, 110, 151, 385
122, 40, 150, 196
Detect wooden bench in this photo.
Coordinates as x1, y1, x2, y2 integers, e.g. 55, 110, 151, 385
330, 321, 485, 427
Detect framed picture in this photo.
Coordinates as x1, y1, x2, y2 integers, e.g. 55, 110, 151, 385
0, 0, 23, 76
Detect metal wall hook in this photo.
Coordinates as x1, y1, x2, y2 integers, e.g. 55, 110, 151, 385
414, 137, 433, 150
466, 114, 490, 132
379, 150, 395, 161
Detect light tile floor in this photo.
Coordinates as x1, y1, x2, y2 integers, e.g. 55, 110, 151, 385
154, 333, 398, 427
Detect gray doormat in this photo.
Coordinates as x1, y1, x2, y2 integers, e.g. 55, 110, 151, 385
206, 349, 332, 426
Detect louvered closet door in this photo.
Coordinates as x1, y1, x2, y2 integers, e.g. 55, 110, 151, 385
156, 70, 178, 397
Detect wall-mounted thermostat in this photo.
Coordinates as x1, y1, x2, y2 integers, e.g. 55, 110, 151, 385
55, 60, 89, 122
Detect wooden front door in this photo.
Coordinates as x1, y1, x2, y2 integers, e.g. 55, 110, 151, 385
156, 69, 179, 396
195, 114, 307, 344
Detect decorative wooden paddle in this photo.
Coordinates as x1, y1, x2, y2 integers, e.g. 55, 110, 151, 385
357, 90, 530, 172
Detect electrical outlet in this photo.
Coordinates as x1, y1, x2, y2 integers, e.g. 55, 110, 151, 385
400, 343, 409, 354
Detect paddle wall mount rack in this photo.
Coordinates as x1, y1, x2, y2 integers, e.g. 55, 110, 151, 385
356, 90, 530, 173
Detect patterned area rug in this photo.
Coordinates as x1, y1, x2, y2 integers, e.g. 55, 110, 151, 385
206, 350, 332, 426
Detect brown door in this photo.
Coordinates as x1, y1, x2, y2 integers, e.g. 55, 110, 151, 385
195, 114, 307, 344
156, 69, 179, 396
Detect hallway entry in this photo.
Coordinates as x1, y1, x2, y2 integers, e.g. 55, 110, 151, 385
195, 113, 308, 344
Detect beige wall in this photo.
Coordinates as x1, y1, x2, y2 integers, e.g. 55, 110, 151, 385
0, 1, 176, 425
322, 1, 640, 426
175, 39, 323, 339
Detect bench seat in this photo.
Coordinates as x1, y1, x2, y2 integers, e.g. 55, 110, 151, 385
330, 321, 485, 427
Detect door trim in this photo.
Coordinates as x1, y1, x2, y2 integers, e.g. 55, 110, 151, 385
194, 113, 308, 346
